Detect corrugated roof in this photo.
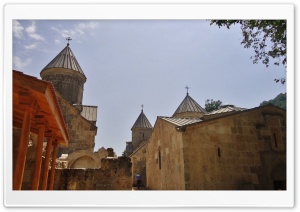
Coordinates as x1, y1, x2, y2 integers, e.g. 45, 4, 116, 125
131, 110, 153, 130
160, 116, 202, 127
81, 105, 98, 122
206, 105, 246, 115
41, 44, 85, 76
173, 93, 207, 116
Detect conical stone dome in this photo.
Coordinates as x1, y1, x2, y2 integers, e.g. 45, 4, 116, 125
41, 44, 85, 76
131, 110, 153, 130
40, 43, 86, 105
131, 109, 153, 151
173, 93, 207, 118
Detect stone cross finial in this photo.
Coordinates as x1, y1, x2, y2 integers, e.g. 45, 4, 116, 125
185, 86, 189, 95
66, 37, 72, 46
141, 104, 144, 112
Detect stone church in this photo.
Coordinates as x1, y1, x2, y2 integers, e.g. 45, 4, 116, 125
12, 39, 286, 191
13, 41, 132, 190
129, 90, 286, 190
39, 41, 103, 168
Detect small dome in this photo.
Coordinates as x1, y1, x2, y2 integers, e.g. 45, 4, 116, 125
131, 110, 153, 130
41, 44, 85, 77
173, 93, 207, 117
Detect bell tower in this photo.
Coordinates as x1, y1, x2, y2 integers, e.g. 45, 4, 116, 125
40, 37, 86, 105
131, 105, 153, 151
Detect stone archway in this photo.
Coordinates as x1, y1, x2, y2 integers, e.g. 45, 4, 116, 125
69, 155, 97, 168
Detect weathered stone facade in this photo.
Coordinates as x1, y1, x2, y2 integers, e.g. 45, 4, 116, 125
146, 119, 186, 190
132, 128, 152, 151
53, 157, 132, 190
41, 68, 86, 106
66, 147, 117, 168
55, 92, 97, 157
145, 105, 286, 190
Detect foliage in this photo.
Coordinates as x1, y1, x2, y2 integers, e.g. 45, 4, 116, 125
205, 99, 222, 112
122, 149, 126, 157
259, 93, 286, 109
210, 20, 286, 84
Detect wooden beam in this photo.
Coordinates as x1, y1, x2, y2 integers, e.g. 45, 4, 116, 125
41, 136, 53, 190
13, 109, 32, 190
31, 116, 48, 190
48, 141, 59, 190
42, 130, 56, 190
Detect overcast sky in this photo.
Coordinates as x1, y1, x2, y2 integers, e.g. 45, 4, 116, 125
12, 20, 286, 156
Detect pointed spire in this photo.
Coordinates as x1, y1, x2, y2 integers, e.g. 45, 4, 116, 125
131, 106, 153, 130
172, 89, 207, 117
41, 40, 85, 76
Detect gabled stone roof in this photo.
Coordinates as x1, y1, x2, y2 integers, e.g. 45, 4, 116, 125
131, 110, 153, 130
41, 44, 85, 76
173, 93, 207, 116
206, 105, 247, 115
160, 116, 202, 127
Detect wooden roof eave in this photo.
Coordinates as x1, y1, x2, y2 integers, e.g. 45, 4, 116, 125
13, 71, 69, 145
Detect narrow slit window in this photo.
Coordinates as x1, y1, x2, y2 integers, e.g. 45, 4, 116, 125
158, 150, 161, 169
217, 147, 221, 157
273, 133, 278, 148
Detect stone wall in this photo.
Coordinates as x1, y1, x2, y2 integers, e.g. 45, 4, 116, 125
183, 106, 286, 190
56, 93, 97, 156
41, 68, 86, 105
66, 147, 117, 168
53, 157, 132, 190
144, 105, 286, 190
132, 128, 152, 150
146, 119, 185, 190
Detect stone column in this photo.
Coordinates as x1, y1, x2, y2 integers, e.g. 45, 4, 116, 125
48, 141, 59, 190
41, 132, 54, 190
31, 116, 47, 190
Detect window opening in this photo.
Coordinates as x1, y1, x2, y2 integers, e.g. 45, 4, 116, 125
158, 150, 161, 169
273, 133, 278, 148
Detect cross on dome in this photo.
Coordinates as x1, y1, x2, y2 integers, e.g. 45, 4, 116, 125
66, 37, 72, 46
185, 86, 190, 95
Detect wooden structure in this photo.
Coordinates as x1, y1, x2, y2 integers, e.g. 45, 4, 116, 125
13, 70, 69, 190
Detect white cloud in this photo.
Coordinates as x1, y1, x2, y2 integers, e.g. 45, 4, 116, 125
55, 39, 61, 44
77, 21, 99, 30
13, 56, 32, 70
75, 28, 85, 35
25, 21, 45, 41
24, 44, 37, 50
13, 20, 24, 39
51, 21, 99, 43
